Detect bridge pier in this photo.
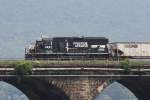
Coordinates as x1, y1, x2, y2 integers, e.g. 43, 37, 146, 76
48, 77, 113, 100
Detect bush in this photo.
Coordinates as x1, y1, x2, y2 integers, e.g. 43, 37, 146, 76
14, 61, 32, 77
120, 58, 130, 72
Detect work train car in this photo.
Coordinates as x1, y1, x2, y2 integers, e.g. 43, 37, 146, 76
25, 37, 109, 59
109, 42, 150, 58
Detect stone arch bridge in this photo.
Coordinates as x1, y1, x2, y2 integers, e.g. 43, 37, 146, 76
0, 75, 150, 100
0, 63, 150, 100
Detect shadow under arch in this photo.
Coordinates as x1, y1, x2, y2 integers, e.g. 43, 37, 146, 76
117, 76, 150, 100
0, 77, 70, 100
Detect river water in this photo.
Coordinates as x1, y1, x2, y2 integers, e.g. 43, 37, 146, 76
95, 82, 138, 100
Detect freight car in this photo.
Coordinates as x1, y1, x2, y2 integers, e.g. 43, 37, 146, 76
25, 37, 109, 60
109, 42, 150, 59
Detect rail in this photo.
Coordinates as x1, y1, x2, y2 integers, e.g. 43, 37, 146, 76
0, 67, 149, 72
0, 75, 150, 77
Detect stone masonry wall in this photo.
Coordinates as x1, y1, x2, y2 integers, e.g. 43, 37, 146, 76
48, 77, 112, 100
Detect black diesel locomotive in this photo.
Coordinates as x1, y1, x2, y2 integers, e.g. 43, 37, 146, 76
25, 37, 109, 59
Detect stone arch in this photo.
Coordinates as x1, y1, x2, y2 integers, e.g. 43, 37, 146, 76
95, 76, 150, 100
0, 77, 70, 100
117, 76, 150, 100
95, 82, 138, 100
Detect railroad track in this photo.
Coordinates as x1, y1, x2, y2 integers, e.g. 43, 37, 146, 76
1, 64, 150, 69
0, 67, 149, 72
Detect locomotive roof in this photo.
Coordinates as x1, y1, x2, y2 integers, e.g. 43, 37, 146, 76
42, 37, 52, 40
53, 37, 108, 39
84, 37, 108, 39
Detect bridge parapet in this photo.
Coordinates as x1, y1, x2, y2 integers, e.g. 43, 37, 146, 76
0, 64, 149, 76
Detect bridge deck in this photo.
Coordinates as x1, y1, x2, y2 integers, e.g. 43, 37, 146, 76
0, 60, 150, 76
0, 59, 150, 67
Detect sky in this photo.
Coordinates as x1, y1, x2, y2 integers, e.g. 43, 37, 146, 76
0, 0, 150, 58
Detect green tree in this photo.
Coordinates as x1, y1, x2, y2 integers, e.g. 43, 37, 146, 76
14, 61, 32, 77
120, 58, 130, 73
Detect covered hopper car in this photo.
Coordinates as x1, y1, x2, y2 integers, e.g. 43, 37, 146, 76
109, 42, 150, 59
